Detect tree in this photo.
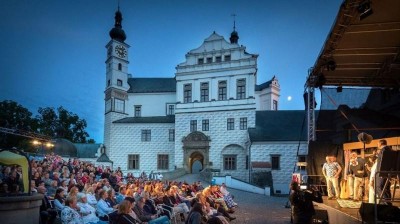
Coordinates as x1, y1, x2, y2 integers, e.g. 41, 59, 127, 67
0, 100, 39, 150
36, 106, 90, 143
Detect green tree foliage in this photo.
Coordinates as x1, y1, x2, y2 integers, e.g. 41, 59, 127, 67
36, 106, 90, 143
0, 100, 94, 149
0, 100, 39, 150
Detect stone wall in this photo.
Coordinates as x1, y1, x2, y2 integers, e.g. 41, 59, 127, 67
0, 194, 43, 224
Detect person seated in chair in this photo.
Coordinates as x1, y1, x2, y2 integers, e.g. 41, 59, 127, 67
38, 186, 57, 224
134, 196, 170, 224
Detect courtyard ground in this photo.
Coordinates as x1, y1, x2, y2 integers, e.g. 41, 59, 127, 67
174, 174, 292, 224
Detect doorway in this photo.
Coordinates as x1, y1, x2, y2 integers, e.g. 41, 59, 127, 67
190, 151, 204, 173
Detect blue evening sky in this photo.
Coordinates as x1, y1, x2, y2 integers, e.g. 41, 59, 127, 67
0, 0, 342, 143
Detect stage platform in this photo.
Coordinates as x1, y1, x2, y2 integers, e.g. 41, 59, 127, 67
314, 196, 400, 224
314, 196, 362, 224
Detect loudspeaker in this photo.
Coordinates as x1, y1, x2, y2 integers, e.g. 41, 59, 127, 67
359, 202, 400, 224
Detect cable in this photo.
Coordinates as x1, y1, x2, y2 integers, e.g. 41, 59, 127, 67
285, 111, 307, 209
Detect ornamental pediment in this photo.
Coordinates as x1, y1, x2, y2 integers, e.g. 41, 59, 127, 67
182, 131, 210, 142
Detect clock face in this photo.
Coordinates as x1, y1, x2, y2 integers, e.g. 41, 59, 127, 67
115, 45, 127, 58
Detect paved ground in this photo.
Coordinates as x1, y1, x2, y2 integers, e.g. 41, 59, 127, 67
174, 174, 292, 224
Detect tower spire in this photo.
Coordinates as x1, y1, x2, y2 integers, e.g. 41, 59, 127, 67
109, 1, 126, 42
230, 13, 239, 44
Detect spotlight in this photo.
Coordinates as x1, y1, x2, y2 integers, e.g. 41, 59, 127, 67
358, 132, 373, 144
358, 1, 373, 20
337, 86, 342, 93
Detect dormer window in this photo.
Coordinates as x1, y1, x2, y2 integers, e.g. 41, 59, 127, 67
216, 56, 222, 62
224, 55, 231, 61
198, 58, 204, 64
206, 57, 212, 63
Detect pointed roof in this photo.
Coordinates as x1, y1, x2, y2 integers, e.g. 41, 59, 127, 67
109, 7, 126, 42
204, 32, 225, 42
96, 153, 113, 163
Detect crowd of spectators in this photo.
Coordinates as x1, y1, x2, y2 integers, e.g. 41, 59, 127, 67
0, 152, 238, 224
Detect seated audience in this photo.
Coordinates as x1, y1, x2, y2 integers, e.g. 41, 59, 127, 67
61, 196, 84, 224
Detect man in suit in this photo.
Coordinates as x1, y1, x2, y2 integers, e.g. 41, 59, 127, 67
375, 139, 395, 204
38, 186, 57, 224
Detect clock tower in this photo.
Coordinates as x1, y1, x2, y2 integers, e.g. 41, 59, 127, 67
104, 7, 130, 159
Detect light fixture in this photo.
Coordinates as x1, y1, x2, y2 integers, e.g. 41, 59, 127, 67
358, 0, 373, 20
32, 140, 40, 145
337, 86, 343, 93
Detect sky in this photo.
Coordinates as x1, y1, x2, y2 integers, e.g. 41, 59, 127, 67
0, 0, 342, 143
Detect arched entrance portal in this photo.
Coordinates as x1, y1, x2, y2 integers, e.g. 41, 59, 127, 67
190, 152, 204, 173
182, 131, 210, 173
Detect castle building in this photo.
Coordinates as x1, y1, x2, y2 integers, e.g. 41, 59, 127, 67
103, 9, 307, 193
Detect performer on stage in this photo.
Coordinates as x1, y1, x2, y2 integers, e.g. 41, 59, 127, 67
347, 152, 367, 201
322, 156, 342, 200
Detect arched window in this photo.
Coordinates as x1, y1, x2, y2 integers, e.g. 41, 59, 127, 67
118, 63, 122, 71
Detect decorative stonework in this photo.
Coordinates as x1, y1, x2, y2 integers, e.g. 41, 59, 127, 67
182, 131, 211, 172
182, 131, 210, 148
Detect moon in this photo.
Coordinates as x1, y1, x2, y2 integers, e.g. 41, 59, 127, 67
287, 96, 292, 101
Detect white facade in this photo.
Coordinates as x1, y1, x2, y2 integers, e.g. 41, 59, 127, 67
102, 10, 307, 192
250, 142, 308, 194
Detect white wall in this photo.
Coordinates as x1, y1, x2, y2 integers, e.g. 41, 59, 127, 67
108, 123, 175, 176
250, 141, 308, 194
126, 93, 176, 117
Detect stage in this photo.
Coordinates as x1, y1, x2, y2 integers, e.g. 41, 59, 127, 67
314, 196, 400, 224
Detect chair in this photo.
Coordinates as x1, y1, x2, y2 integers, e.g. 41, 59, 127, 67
157, 204, 180, 224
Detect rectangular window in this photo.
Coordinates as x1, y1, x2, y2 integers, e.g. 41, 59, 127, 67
114, 99, 125, 113
198, 58, 204, 64
271, 155, 280, 170
200, 82, 209, 102
240, 117, 247, 130
246, 155, 249, 170
236, 79, 246, 99
141, 129, 151, 142
202, 119, 209, 131
273, 100, 278, 111
215, 56, 222, 62
206, 57, 212, 63
224, 155, 236, 170
227, 118, 234, 130
184, 84, 192, 103
218, 81, 227, 100
167, 104, 175, 115
169, 129, 175, 142
107, 80, 111, 87
158, 154, 169, 170
190, 120, 197, 132
134, 105, 141, 117
128, 154, 139, 170
117, 79, 123, 86
224, 55, 231, 61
